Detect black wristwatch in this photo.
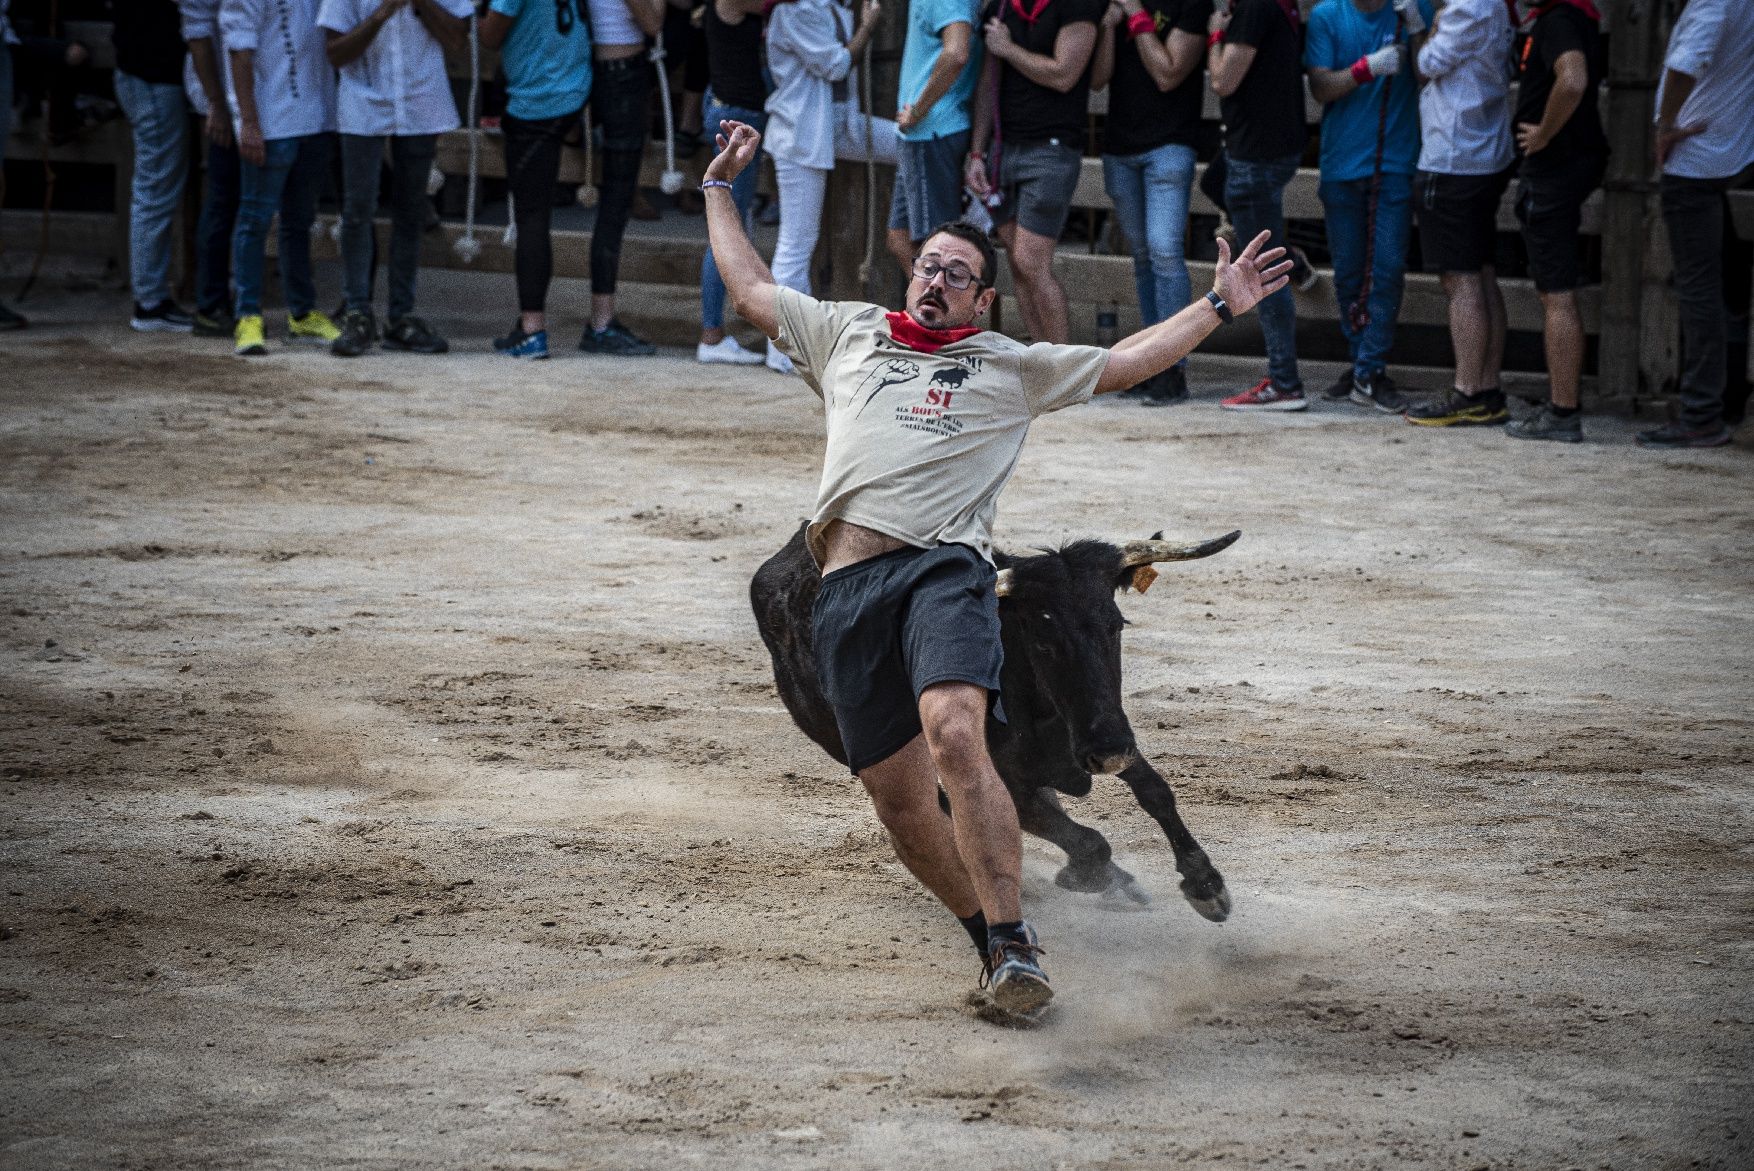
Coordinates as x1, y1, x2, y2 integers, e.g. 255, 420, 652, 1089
1204, 289, 1233, 325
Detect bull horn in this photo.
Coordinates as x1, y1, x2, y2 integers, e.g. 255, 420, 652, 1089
1118, 529, 1241, 569
993, 568, 1015, 597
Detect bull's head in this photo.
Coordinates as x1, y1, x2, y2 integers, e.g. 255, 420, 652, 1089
992, 530, 1240, 776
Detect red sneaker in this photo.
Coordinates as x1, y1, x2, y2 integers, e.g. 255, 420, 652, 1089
1221, 377, 1307, 412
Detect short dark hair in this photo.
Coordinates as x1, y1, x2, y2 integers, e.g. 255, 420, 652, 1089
918, 222, 998, 289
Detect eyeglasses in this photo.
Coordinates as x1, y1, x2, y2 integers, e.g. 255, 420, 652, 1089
912, 258, 982, 290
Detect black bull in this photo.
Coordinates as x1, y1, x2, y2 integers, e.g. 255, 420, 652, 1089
749, 524, 1235, 922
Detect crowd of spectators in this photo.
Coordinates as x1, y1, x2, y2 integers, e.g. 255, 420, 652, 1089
0, 0, 1749, 447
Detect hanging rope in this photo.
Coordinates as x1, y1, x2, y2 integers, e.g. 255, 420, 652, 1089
454, 12, 484, 262
649, 34, 684, 195
856, 38, 877, 289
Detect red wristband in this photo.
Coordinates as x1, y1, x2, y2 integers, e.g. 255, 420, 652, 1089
1206, 27, 1224, 47
1126, 10, 1156, 37
1349, 56, 1373, 85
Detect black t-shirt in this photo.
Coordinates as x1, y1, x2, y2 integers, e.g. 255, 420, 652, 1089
1515, 5, 1606, 177
1104, 0, 1212, 156
1217, 0, 1307, 162
705, 2, 766, 112
114, 0, 187, 87
984, 0, 1106, 149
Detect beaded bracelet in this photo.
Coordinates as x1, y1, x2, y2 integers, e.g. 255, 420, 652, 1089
701, 179, 734, 193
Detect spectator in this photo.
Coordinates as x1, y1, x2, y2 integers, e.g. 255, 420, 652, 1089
179, 0, 241, 338
966, 0, 1101, 345
480, 0, 592, 360
661, 0, 707, 156
696, 0, 768, 365
320, 0, 469, 359
763, 0, 898, 374
579, 0, 667, 356
1208, 0, 1307, 410
220, 0, 342, 356
0, 0, 23, 330
1091, 0, 1209, 405
1404, 0, 1514, 427
112, 1, 193, 333
1504, 0, 1606, 444
1638, 0, 1753, 449
885, 0, 979, 275
1304, 0, 1430, 413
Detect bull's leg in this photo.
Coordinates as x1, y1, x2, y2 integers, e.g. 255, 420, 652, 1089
1116, 759, 1231, 922
1015, 786, 1150, 905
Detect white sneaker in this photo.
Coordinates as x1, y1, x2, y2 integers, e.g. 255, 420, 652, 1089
765, 341, 795, 376
697, 337, 765, 365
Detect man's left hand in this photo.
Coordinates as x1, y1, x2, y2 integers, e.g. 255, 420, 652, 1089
706, 119, 762, 183
984, 17, 1015, 60
1654, 120, 1707, 167
1515, 121, 1549, 156
1212, 230, 1292, 317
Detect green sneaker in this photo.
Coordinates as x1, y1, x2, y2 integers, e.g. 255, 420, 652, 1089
1407, 387, 1509, 427
288, 310, 341, 344
234, 314, 268, 357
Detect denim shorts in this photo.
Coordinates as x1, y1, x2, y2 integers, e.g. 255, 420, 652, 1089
992, 137, 1082, 239
888, 129, 970, 242
811, 543, 1004, 774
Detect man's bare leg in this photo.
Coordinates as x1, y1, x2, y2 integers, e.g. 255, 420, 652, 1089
916, 682, 1023, 923
1441, 271, 1488, 392
859, 734, 981, 918
991, 221, 1041, 340
1004, 223, 1069, 344
1541, 289, 1583, 409
1482, 265, 1507, 389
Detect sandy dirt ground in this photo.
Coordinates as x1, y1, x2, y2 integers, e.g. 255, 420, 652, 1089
1, 273, 1751, 1170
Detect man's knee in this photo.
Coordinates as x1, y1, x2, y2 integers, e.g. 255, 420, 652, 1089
919, 687, 992, 780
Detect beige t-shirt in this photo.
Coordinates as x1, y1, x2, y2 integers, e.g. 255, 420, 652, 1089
774, 287, 1109, 566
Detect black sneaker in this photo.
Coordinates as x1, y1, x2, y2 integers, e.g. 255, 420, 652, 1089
1506, 403, 1583, 443
0, 301, 26, 331
1322, 369, 1353, 400
330, 309, 376, 357
131, 299, 194, 333
1406, 387, 1508, 427
1635, 421, 1731, 449
493, 321, 550, 359
579, 318, 656, 356
1349, 370, 1407, 413
382, 315, 448, 354
1137, 366, 1190, 408
1288, 245, 1319, 292
192, 309, 235, 337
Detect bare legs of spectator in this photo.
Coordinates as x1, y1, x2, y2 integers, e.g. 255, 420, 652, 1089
994, 221, 1068, 344
1441, 267, 1506, 393
1539, 289, 1584, 410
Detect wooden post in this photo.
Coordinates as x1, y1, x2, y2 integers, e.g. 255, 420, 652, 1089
1597, 0, 1675, 410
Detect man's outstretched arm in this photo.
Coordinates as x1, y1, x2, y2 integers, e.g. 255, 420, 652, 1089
702, 121, 781, 339
1094, 231, 1291, 394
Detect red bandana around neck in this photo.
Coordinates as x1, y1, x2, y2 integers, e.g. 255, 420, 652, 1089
884, 311, 984, 353
1009, 0, 1052, 25
1517, 0, 1599, 26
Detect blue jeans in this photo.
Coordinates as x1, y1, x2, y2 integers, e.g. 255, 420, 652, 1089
700, 95, 766, 331
340, 132, 437, 321
1320, 172, 1412, 379
233, 133, 330, 319
196, 138, 241, 319
1103, 142, 1196, 355
1224, 154, 1301, 391
114, 71, 190, 308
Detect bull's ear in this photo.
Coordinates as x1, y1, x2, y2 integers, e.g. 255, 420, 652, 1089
1113, 565, 1158, 594
994, 568, 1015, 597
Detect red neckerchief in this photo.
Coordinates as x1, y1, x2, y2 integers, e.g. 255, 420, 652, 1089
884, 311, 983, 353
1516, 0, 1599, 27
1009, 0, 1051, 25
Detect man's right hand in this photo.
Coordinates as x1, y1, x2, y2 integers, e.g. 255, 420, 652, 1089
239, 119, 266, 167
964, 152, 991, 197
205, 112, 234, 149
1212, 229, 1292, 317
706, 119, 762, 183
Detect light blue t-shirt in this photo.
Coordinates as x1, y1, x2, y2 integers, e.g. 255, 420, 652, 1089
898, 0, 981, 143
1303, 0, 1433, 181
491, 0, 592, 121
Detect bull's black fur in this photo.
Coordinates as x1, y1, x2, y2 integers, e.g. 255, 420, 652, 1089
749, 523, 1232, 921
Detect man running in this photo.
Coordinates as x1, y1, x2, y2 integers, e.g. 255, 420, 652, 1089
701, 120, 1289, 1015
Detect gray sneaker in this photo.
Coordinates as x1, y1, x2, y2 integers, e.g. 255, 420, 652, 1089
1507, 403, 1583, 443
1635, 421, 1732, 449
1349, 370, 1407, 413
983, 921, 1052, 1016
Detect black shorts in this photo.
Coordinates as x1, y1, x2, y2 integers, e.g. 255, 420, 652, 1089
1515, 156, 1605, 293
811, 543, 1005, 774
1416, 167, 1512, 274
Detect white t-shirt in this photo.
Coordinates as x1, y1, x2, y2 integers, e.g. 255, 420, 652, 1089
219, 0, 338, 139
586, 0, 644, 48
178, 0, 221, 116
317, 0, 469, 136
1658, 0, 1754, 181
774, 287, 1109, 566
1415, 0, 1514, 176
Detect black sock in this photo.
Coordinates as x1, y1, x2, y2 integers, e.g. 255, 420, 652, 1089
1552, 404, 1579, 418
959, 911, 989, 956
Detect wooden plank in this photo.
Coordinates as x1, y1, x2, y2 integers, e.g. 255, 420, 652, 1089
5, 120, 132, 168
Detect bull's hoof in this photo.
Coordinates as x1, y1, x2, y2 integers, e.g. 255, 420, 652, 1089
1053, 861, 1120, 894
1180, 878, 1232, 922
